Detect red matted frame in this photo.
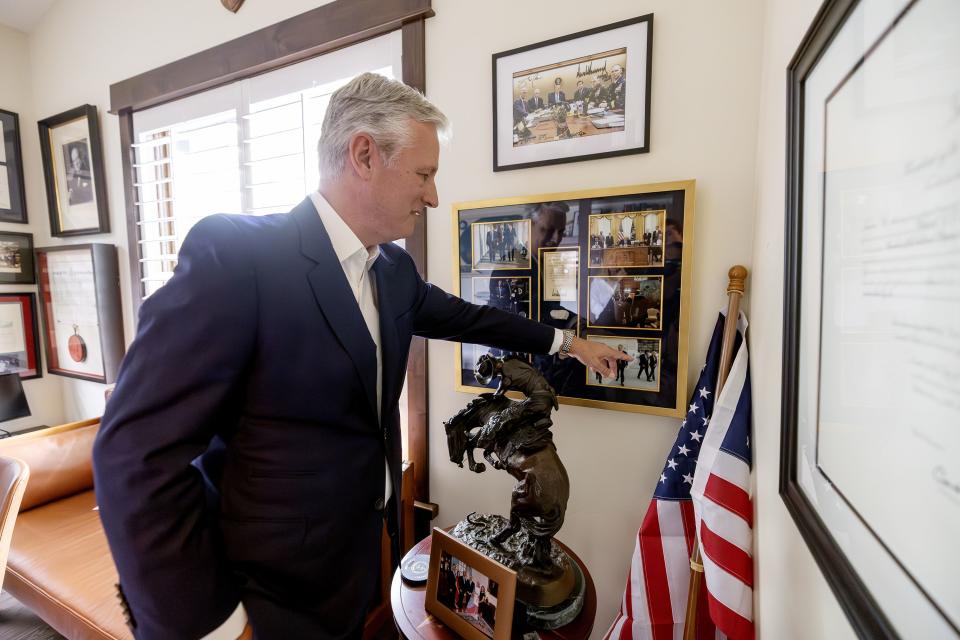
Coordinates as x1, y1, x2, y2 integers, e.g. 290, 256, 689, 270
0, 292, 41, 379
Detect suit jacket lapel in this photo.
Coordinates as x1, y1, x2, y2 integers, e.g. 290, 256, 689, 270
292, 198, 378, 420
372, 252, 399, 424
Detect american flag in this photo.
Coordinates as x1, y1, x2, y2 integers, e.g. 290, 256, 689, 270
605, 312, 754, 640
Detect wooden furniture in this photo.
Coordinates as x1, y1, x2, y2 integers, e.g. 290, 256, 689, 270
391, 533, 597, 640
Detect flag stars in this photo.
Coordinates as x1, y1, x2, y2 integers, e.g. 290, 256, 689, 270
659, 473, 667, 484
689, 431, 702, 443
682, 473, 694, 485
666, 458, 678, 470
699, 387, 711, 399
678, 444, 691, 456
689, 403, 699, 414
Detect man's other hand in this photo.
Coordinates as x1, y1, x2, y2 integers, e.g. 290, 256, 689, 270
567, 336, 632, 378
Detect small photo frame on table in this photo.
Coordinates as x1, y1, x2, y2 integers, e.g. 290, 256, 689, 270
454, 181, 694, 417
37, 105, 110, 237
0, 292, 41, 380
0, 231, 35, 284
781, 0, 960, 637
493, 14, 652, 172
425, 528, 516, 640
0, 109, 28, 224
35, 244, 124, 383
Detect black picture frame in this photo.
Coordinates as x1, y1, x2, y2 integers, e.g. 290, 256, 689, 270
35, 244, 124, 384
492, 14, 653, 172
0, 292, 42, 380
0, 109, 28, 224
0, 231, 35, 285
781, 0, 957, 638
37, 105, 110, 237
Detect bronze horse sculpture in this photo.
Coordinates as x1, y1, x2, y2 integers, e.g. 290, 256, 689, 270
444, 354, 570, 573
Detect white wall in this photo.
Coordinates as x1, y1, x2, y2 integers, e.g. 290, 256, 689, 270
0, 22, 65, 432
748, 1, 857, 638
426, 0, 764, 633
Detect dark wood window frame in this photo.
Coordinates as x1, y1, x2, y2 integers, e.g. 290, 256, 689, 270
109, 0, 434, 513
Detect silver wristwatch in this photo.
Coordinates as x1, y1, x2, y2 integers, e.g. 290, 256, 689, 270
558, 330, 575, 358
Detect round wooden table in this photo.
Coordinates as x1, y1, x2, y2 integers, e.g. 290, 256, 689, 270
391, 534, 596, 639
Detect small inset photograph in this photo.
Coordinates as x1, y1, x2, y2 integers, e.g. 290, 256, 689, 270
587, 275, 662, 329
436, 551, 500, 638
588, 210, 665, 268
471, 219, 531, 270
585, 335, 660, 391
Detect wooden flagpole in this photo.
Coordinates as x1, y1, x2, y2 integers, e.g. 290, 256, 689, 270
681, 265, 748, 639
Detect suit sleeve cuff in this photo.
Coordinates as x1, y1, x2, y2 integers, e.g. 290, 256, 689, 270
200, 602, 247, 640
548, 329, 564, 355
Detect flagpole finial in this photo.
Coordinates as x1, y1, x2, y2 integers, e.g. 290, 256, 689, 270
727, 265, 747, 295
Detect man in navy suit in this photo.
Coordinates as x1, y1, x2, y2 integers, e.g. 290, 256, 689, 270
527, 87, 545, 111
547, 77, 566, 105
93, 73, 627, 640
512, 87, 530, 124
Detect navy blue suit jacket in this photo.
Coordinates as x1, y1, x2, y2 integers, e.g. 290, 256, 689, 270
93, 198, 555, 639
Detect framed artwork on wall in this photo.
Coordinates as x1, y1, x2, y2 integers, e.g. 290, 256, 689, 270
35, 244, 124, 383
492, 14, 653, 172
781, 0, 960, 638
0, 231, 35, 285
0, 292, 41, 380
453, 180, 694, 417
37, 105, 110, 237
0, 108, 28, 224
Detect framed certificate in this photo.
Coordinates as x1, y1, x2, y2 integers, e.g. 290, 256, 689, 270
781, 0, 960, 637
453, 181, 694, 417
0, 109, 28, 224
35, 244, 125, 383
0, 292, 41, 380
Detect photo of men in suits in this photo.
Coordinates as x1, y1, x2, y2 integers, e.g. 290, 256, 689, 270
436, 552, 499, 638
94, 72, 628, 640
586, 335, 659, 391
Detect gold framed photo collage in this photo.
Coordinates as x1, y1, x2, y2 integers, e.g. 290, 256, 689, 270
453, 180, 694, 417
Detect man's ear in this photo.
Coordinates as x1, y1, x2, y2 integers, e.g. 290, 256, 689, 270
347, 132, 377, 179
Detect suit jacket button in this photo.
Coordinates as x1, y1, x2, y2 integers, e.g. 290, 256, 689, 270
374, 497, 385, 511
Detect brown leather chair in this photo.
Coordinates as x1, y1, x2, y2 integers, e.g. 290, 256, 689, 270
0, 455, 30, 593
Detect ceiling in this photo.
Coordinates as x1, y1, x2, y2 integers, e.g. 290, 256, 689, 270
0, 0, 57, 33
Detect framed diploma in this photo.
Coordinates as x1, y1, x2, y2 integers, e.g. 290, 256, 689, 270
0, 109, 28, 224
453, 181, 694, 417
35, 244, 125, 383
781, 0, 960, 638
0, 292, 41, 379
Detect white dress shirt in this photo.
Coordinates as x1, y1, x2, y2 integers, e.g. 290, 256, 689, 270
205, 193, 563, 638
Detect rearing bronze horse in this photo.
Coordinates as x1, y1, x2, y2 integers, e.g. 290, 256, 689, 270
444, 355, 570, 571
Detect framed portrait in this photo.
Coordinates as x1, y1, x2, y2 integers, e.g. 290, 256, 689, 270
425, 528, 517, 640
492, 14, 652, 172
37, 105, 110, 237
0, 231, 35, 285
0, 109, 28, 224
35, 244, 124, 383
0, 292, 41, 380
454, 180, 694, 417
781, 0, 960, 638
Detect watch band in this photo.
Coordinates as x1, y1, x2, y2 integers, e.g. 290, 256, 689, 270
559, 330, 574, 357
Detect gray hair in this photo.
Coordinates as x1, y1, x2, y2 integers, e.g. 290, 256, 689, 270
318, 72, 449, 179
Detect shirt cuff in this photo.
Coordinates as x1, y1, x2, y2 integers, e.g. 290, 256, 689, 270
548, 328, 564, 355
200, 602, 247, 640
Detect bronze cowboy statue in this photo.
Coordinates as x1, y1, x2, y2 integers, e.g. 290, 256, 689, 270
444, 354, 570, 578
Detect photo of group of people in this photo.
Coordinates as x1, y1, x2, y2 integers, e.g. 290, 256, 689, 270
588, 275, 662, 329
589, 210, 664, 267
511, 48, 627, 146
471, 219, 532, 270
0, 239, 23, 274
586, 335, 661, 391
462, 277, 531, 377
436, 551, 499, 638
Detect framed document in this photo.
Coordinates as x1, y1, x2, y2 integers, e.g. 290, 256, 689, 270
35, 244, 124, 383
492, 15, 652, 172
454, 181, 694, 417
781, 0, 960, 638
0, 292, 41, 380
0, 109, 28, 224
37, 105, 110, 237
0, 231, 35, 285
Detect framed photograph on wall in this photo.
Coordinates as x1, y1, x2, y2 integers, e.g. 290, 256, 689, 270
35, 244, 124, 383
0, 109, 28, 224
453, 180, 694, 417
0, 292, 41, 380
781, 0, 960, 638
37, 105, 110, 237
492, 14, 652, 172
425, 528, 517, 640
0, 231, 35, 285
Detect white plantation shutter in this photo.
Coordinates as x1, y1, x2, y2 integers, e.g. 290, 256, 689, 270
130, 31, 402, 299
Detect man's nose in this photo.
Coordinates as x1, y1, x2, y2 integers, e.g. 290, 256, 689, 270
423, 179, 439, 208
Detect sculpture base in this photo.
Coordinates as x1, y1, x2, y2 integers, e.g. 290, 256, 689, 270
451, 513, 582, 622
